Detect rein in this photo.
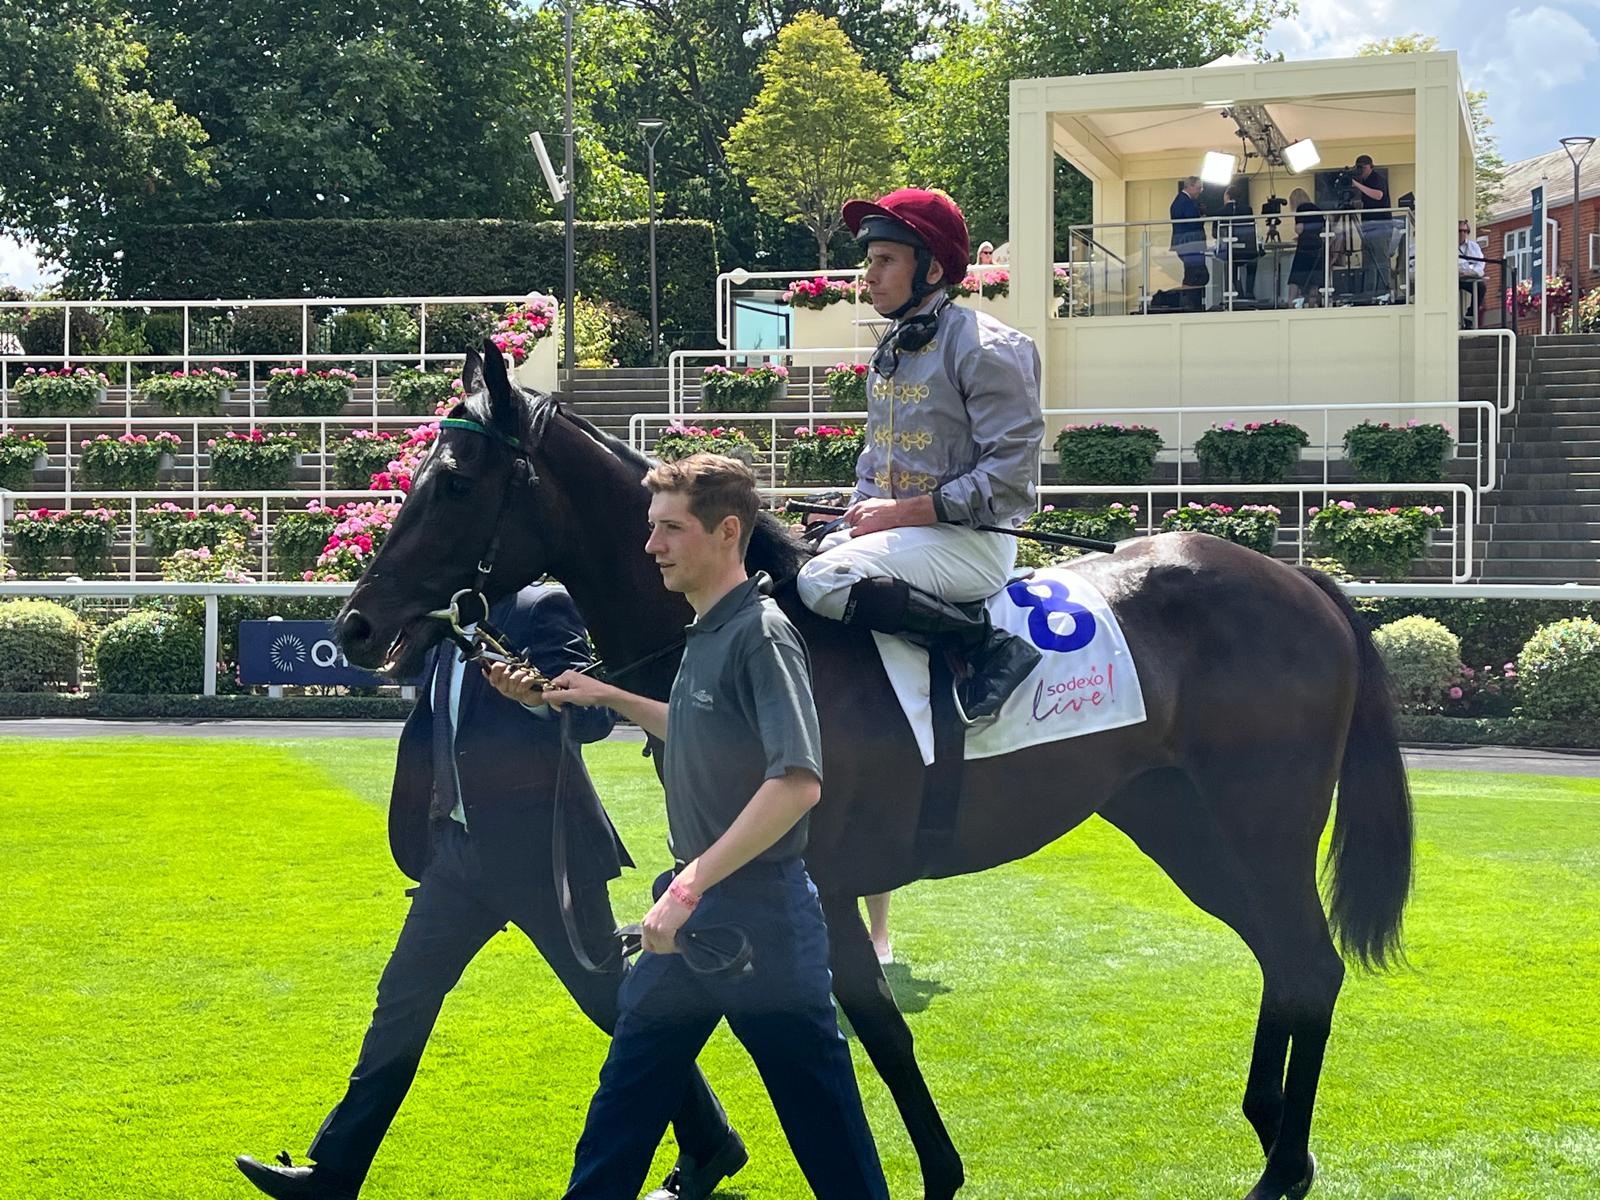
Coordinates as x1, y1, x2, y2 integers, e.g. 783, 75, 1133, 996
423, 411, 750, 981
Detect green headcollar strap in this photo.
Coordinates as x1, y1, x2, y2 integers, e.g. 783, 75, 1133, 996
438, 417, 523, 451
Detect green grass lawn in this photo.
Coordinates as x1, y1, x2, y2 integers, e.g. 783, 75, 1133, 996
1, 737, 1597, 1199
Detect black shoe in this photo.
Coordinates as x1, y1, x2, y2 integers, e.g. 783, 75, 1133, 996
235, 1153, 358, 1200
643, 1129, 749, 1200
957, 625, 1042, 721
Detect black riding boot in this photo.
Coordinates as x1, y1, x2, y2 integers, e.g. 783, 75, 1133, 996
842, 577, 1041, 722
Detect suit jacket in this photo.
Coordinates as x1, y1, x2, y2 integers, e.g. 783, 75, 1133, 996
388, 584, 632, 889
1171, 191, 1204, 251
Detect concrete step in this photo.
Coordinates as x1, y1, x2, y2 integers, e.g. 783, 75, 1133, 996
1479, 540, 1600, 560
1506, 440, 1600, 458
1481, 503, 1600, 522
1476, 559, 1600, 580
1528, 387, 1600, 402
1483, 522, 1600, 539
1486, 489, 1600, 505
1497, 471, 1600, 489
1499, 418, 1600, 436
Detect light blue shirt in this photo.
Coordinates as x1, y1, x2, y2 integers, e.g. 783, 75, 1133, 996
444, 624, 551, 827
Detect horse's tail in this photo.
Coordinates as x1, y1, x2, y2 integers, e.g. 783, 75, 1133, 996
1297, 568, 1414, 970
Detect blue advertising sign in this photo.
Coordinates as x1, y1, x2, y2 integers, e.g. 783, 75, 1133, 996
1531, 184, 1546, 294
238, 620, 421, 687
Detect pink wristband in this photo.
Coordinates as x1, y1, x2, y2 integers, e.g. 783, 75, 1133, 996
668, 878, 700, 910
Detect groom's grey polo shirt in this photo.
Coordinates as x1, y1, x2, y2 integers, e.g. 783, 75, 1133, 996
661, 572, 823, 865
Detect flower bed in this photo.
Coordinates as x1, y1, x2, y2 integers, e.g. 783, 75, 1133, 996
782, 277, 861, 309
334, 430, 402, 489
785, 425, 863, 485
8, 507, 121, 577
142, 502, 258, 554
652, 424, 762, 465
140, 368, 236, 416
12, 367, 110, 417
207, 429, 299, 489
369, 422, 439, 494
1160, 502, 1281, 554
79, 431, 182, 489
1342, 420, 1454, 484
700, 364, 787, 412
825, 362, 868, 411
389, 368, 461, 416
302, 500, 401, 581
271, 501, 344, 577
0, 430, 47, 491
1194, 420, 1308, 483
1014, 503, 1140, 569
956, 269, 1009, 299
264, 367, 358, 417
491, 295, 559, 365
1308, 501, 1444, 580
1054, 422, 1163, 485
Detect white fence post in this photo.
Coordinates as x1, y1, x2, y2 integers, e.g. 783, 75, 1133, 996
203, 594, 219, 697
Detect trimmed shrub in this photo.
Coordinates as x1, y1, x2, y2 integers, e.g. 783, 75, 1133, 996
1342, 421, 1454, 484
231, 305, 309, 356
1194, 420, 1308, 483
1351, 597, 1600, 669
1373, 615, 1460, 710
94, 609, 205, 694
329, 309, 383, 354
1159, 502, 1280, 554
1516, 618, 1600, 724
1054, 423, 1163, 486
0, 599, 83, 691
142, 312, 183, 355
389, 369, 459, 416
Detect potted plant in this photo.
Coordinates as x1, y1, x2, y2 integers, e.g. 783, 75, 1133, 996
493, 294, 560, 393
1054, 422, 1164, 485
1194, 420, 1309, 484
824, 362, 869, 412
264, 367, 358, 417
1308, 501, 1445, 579
785, 425, 865, 485
56, 507, 121, 577
0, 430, 48, 491
1159, 502, 1281, 554
206, 429, 299, 489
271, 501, 343, 577
1342, 420, 1454, 484
140, 367, 237, 416
334, 430, 401, 489
142, 502, 259, 554
652, 423, 762, 466
7, 508, 67, 576
300, 500, 401, 581
12, 367, 110, 417
700, 364, 788, 413
1013, 503, 1140, 568
79, 431, 182, 489
389, 368, 461, 416
784, 276, 867, 349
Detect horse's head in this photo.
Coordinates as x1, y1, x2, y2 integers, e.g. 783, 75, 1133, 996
334, 340, 586, 674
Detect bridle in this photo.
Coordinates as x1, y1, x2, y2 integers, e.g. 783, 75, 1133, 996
419, 408, 753, 981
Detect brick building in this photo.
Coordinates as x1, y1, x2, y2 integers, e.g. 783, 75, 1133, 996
1477, 145, 1600, 330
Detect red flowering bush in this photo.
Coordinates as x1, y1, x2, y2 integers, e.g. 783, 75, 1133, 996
79, 431, 182, 489
206, 429, 299, 489
786, 425, 864, 484
491, 294, 558, 365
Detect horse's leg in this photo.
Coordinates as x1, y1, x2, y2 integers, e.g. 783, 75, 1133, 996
820, 889, 965, 1200
1101, 767, 1342, 1200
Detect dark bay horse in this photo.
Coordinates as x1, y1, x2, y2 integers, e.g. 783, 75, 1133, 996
334, 346, 1413, 1200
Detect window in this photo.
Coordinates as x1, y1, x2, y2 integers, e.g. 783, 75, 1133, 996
1504, 223, 1561, 285
1591, 232, 1599, 271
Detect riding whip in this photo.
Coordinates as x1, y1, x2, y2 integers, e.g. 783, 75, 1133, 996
784, 500, 1119, 555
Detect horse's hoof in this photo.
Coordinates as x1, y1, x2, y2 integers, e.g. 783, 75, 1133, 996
1287, 1152, 1317, 1200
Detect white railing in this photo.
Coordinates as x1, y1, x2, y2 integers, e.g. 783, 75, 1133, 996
0, 413, 434, 501
0, 488, 400, 582
0, 579, 358, 697
666, 346, 874, 419
1036, 481, 1477, 583
1459, 327, 1518, 413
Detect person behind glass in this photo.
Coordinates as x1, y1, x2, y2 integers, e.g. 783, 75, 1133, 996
235, 584, 745, 1200
1349, 154, 1393, 298
1288, 196, 1326, 307
1171, 176, 1209, 310
515, 454, 890, 1200
1458, 219, 1486, 328
977, 239, 995, 264
1213, 184, 1258, 304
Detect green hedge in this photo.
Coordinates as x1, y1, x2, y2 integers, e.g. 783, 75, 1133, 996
0, 692, 413, 719
0, 600, 84, 691
94, 610, 205, 694
1395, 714, 1600, 750
1351, 597, 1600, 670
114, 219, 718, 349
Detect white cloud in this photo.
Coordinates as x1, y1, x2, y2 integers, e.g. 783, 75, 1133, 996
0, 235, 56, 290
1486, 5, 1599, 90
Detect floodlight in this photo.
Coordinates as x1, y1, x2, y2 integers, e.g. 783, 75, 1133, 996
1283, 139, 1321, 174
1200, 151, 1237, 186
529, 131, 567, 204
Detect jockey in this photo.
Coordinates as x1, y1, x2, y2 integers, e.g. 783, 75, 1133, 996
795, 187, 1046, 722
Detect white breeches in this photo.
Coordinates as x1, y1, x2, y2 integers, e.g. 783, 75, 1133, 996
795, 524, 1018, 620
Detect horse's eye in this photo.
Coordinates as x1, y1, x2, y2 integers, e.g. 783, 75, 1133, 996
446, 474, 473, 498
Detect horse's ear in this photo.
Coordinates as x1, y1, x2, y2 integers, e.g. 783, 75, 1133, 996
479, 338, 519, 436
461, 346, 485, 396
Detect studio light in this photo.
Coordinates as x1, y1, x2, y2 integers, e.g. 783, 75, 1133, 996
1200, 151, 1237, 186
1283, 139, 1321, 174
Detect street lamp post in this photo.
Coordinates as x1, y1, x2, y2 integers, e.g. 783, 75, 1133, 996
1560, 136, 1595, 332
637, 117, 668, 361
563, 0, 577, 383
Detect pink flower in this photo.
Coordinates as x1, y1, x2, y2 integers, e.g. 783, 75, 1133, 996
1448, 687, 1463, 700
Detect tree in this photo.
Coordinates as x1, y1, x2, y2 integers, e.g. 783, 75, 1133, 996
1357, 34, 1505, 223
724, 13, 903, 267
0, 0, 211, 280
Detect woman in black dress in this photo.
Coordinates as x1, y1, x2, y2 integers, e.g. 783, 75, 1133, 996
1288, 200, 1326, 306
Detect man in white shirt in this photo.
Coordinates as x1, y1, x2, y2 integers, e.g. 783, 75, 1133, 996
1459, 220, 1486, 328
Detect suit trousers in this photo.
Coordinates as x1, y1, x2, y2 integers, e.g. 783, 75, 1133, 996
307, 820, 730, 1187
563, 859, 888, 1200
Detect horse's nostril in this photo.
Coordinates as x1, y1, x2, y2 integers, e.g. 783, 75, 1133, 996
340, 609, 374, 647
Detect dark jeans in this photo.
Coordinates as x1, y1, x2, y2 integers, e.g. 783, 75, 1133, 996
306, 820, 730, 1188
563, 859, 889, 1200
1178, 251, 1210, 310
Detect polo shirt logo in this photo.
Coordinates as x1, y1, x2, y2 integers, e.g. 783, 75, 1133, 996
691, 688, 715, 708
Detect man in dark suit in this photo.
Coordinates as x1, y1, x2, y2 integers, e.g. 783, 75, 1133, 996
235, 584, 745, 1200
1171, 175, 1210, 311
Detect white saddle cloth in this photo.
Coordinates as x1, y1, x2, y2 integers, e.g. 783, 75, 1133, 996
874, 567, 1147, 765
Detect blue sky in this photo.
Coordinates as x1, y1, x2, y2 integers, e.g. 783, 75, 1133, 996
3, 2, 1596, 288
